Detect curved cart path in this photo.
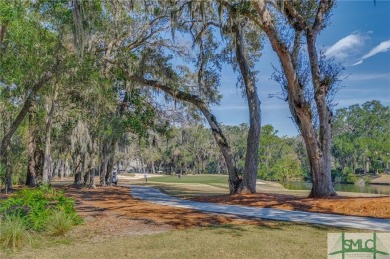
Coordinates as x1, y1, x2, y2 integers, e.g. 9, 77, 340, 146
129, 185, 390, 231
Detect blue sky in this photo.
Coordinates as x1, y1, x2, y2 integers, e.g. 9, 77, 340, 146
210, 0, 390, 137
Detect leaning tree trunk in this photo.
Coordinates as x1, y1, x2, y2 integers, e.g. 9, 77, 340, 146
131, 76, 241, 194
233, 23, 261, 194
0, 72, 53, 163
198, 106, 241, 193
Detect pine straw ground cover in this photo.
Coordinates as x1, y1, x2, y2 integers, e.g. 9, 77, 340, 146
65, 186, 262, 231
190, 192, 390, 219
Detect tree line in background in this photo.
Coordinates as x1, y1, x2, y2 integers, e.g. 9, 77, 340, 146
0, 0, 386, 198
2, 96, 388, 189
119, 100, 389, 184
332, 100, 390, 183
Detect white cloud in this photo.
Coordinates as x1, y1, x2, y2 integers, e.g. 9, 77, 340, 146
352, 60, 363, 66
362, 40, 390, 59
352, 39, 390, 66
325, 34, 366, 60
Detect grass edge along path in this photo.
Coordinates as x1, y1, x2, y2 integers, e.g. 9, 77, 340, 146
130, 185, 390, 231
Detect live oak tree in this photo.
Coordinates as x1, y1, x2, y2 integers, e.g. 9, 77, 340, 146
211, 1, 263, 193
0, 1, 63, 186
67, 0, 263, 194
72, 0, 244, 193
146, 0, 264, 193
243, 0, 342, 197
1, 0, 372, 200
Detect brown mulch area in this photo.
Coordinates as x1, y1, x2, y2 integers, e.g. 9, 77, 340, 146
190, 193, 390, 219
62, 186, 271, 240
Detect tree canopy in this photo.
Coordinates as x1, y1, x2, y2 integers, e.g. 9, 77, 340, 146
0, 0, 388, 199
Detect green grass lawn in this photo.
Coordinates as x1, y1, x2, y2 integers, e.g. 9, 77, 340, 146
149, 174, 229, 185
145, 174, 297, 197
12, 223, 364, 259
146, 174, 232, 196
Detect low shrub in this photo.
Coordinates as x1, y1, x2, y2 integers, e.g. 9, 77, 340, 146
0, 216, 30, 251
46, 209, 74, 236
0, 185, 82, 232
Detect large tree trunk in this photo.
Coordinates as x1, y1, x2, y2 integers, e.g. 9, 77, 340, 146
252, 0, 336, 198
305, 22, 336, 197
233, 22, 261, 194
296, 104, 335, 197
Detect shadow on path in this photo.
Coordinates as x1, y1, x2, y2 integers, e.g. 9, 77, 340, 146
129, 185, 390, 231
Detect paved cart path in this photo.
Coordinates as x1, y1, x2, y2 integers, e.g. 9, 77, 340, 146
130, 185, 390, 231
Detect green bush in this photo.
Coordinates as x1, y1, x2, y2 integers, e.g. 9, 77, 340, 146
0, 185, 82, 231
0, 216, 30, 251
332, 167, 357, 184
46, 209, 74, 236
343, 167, 357, 184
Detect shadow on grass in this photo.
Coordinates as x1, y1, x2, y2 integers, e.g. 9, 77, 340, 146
205, 224, 249, 237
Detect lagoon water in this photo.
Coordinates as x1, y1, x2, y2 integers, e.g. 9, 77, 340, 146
281, 182, 390, 195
